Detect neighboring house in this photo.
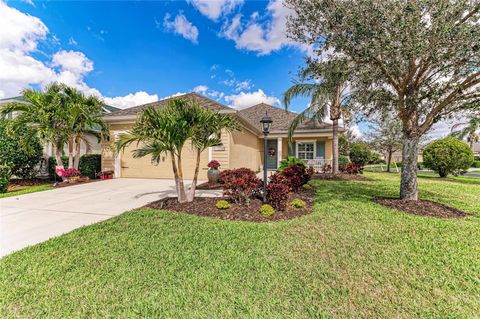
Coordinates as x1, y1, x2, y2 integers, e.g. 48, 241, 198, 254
0, 96, 119, 157
473, 141, 480, 158
102, 92, 341, 179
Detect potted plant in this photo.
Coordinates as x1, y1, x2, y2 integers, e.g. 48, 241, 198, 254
207, 160, 221, 184
56, 167, 81, 183
97, 170, 114, 180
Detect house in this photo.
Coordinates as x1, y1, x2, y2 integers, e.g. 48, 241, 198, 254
101, 92, 341, 179
473, 141, 480, 158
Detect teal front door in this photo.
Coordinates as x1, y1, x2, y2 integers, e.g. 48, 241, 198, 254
266, 139, 277, 169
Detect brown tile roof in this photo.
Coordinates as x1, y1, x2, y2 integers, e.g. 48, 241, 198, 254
238, 103, 333, 133
104, 92, 232, 117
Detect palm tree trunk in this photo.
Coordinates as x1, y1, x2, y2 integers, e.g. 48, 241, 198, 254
187, 151, 202, 202
176, 150, 187, 203
54, 146, 67, 182
68, 138, 74, 169
332, 119, 339, 175
73, 135, 81, 170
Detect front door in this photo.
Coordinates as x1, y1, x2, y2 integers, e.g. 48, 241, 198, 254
266, 139, 277, 169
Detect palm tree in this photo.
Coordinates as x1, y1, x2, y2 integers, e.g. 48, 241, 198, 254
451, 117, 480, 149
283, 58, 350, 174
116, 98, 238, 203
62, 85, 109, 170
0, 83, 71, 178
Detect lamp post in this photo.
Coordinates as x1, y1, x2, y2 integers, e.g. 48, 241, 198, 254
260, 112, 272, 203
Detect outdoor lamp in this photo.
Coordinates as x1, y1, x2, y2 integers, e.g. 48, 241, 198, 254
260, 112, 272, 203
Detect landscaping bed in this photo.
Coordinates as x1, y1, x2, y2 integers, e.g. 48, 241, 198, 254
374, 197, 468, 219
196, 181, 223, 190
7, 179, 50, 192
146, 187, 315, 222
313, 173, 371, 181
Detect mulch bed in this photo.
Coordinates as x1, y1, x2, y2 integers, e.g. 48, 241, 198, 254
53, 178, 98, 188
7, 179, 51, 192
312, 173, 372, 181
374, 197, 468, 219
146, 187, 316, 223
196, 181, 223, 190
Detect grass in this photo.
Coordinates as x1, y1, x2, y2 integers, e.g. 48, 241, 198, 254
0, 185, 52, 199
1, 172, 479, 318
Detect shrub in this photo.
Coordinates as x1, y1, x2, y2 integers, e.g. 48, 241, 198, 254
78, 154, 101, 179
349, 143, 373, 167
322, 163, 332, 173
215, 200, 231, 210
307, 166, 315, 177
339, 155, 349, 168
277, 156, 307, 173
0, 165, 12, 193
290, 198, 306, 209
266, 182, 290, 211
302, 183, 312, 190
344, 163, 363, 175
48, 156, 69, 179
282, 164, 310, 191
269, 172, 291, 191
259, 204, 275, 217
472, 160, 480, 168
220, 168, 262, 205
0, 119, 43, 179
56, 167, 80, 178
423, 137, 474, 177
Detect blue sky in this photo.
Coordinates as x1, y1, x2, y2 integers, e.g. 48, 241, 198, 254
1, 0, 313, 113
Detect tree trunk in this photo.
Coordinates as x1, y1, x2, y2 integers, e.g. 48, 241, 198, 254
73, 135, 81, 170
68, 138, 74, 169
400, 135, 419, 200
174, 150, 187, 203
187, 151, 202, 202
54, 147, 67, 182
332, 119, 339, 175
386, 149, 392, 173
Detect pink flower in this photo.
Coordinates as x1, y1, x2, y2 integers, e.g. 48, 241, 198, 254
207, 160, 220, 170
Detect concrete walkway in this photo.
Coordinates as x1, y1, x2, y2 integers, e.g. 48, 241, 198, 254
0, 178, 220, 257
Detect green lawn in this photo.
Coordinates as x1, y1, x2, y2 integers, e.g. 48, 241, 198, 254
0, 184, 52, 199
1, 172, 479, 318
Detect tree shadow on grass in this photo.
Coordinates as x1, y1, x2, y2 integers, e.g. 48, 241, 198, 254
418, 174, 480, 186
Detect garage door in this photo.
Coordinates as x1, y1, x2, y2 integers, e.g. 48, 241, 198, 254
120, 143, 209, 179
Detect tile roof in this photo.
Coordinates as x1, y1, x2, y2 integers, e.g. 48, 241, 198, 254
238, 103, 333, 133
103, 92, 232, 117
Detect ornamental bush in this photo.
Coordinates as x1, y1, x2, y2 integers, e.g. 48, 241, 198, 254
282, 164, 310, 191
48, 156, 69, 179
266, 182, 290, 210
471, 160, 480, 168
220, 168, 262, 205
215, 199, 231, 210
0, 119, 43, 179
259, 204, 275, 217
78, 154, 101, 179
290, 198, 306, 209
343, 162, 363, 175
423, 137, 474, 177
349, 143, 373, 167
277, 156, 307, 173
0, 165, 12, 193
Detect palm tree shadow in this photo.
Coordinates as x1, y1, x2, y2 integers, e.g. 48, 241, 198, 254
418, 174, 480, 186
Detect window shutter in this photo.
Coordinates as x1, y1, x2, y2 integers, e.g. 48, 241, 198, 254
288, 141, 296, 156
316, 141, 325, 158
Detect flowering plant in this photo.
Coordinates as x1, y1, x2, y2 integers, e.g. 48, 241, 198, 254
207, 160, 221, 170
56, 167, 80, 178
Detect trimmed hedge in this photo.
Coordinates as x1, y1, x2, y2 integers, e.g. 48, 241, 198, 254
423, 137, 474, 177
48, 154, 102, 179
0, 165, 12, 193
472, 160, 480, 168
349, 143, 373, 167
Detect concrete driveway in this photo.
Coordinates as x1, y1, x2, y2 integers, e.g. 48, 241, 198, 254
0, 178, 218, 257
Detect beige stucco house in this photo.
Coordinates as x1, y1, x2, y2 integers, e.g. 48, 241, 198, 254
101, 92, 341, 180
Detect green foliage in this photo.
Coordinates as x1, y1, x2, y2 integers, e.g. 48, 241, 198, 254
290, 198, 306, 209
47, 156, 69, 179
0, 119, 43, 179
78, 154, 101, 179
472, 160, 480, 168
302, 183, 312, 190
423, 137, 474, 177
349, 143, 372, 167
215, 200, 231, 210
0, 165, 12, 193
277, 156, 307, 173
338, 155, 349, 167
259, 204, 275, 217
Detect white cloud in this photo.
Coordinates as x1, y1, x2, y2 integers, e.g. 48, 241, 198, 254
0, 1, 158, 108
189, 0, 243, 21
224, 89, 280, 110
193, 84, 225, 100
235, 80, 252, 91
193, 84, 208, 94
163, 13, 199, 44
68, 37, 77, 45
104, 91, 159, 109
161, 92, 187, 100
221, 0, 312, 56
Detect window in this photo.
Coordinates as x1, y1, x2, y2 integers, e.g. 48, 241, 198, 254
297, 142, 315, 160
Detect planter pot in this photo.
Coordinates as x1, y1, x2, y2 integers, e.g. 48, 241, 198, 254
67, 176, 80, 184
207, 169, 220, 183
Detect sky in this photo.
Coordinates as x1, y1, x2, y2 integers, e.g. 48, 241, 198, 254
0, 0, 460, 138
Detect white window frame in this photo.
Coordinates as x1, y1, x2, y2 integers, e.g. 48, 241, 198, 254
296, 141, 316, 160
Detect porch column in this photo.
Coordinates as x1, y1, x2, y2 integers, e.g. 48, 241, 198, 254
277, 137, 283, 167
113, 133, 121, 178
